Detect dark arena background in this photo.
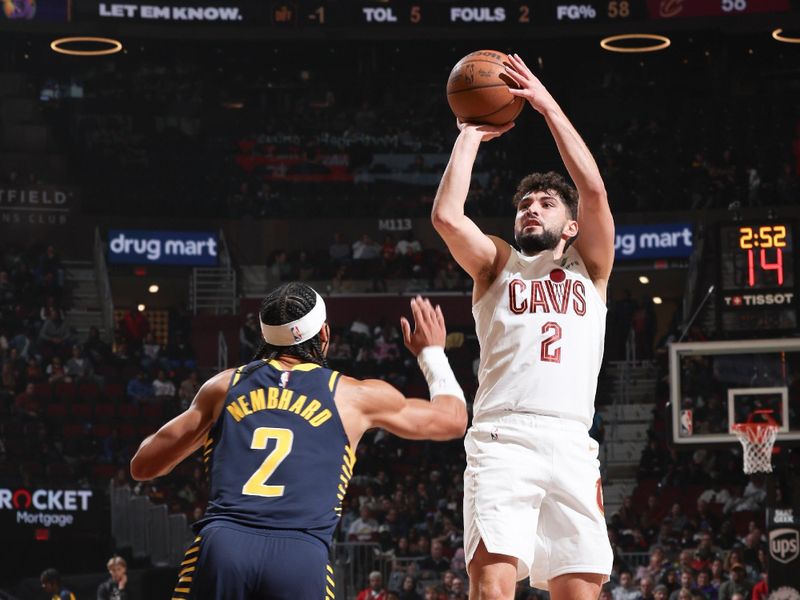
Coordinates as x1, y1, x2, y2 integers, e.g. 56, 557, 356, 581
1, 1, 800, 598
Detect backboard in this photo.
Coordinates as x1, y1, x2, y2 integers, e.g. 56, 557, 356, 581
669, 338, 800, 445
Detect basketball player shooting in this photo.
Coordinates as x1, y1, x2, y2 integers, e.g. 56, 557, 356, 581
130, 285, 467, 599
432, 54, 615, 600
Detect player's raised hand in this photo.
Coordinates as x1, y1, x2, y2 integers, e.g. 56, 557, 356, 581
503, 53, 557, 114
400, 296, 447, 356
457, 118, 515, 142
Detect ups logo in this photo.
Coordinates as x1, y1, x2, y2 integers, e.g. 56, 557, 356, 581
770, 528, 800, 564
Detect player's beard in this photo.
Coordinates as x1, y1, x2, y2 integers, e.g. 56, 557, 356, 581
515, 226, 562, 255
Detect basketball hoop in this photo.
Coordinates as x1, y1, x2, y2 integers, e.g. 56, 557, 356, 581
732, 410, 779, 474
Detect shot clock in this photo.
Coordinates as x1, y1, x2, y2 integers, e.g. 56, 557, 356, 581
718, 222, 797, 333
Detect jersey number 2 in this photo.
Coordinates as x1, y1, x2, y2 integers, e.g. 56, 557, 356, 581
541, 322, 562, 363
242, 427, 294, 497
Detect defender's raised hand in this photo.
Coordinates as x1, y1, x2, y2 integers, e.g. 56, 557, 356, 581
503, 53, 557, 114
400, 296, 447, 356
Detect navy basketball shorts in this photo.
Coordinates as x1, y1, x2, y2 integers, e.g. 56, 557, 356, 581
172, 521, 335, 600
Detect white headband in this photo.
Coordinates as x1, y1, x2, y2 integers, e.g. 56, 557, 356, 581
260, 291, 327, 346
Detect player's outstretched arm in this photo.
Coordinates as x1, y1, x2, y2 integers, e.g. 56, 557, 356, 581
337, 297, 467, 442
130, 369, 232, 481
505, 53, 614, 287
432, 121, 513, 287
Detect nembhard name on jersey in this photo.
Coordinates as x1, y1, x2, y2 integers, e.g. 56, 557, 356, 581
508, 278, 587, 316
226, 386, 332, 427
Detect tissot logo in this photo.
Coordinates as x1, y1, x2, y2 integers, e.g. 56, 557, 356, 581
769, 528, 800, 564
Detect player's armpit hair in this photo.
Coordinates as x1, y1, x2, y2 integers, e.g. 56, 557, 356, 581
253, 282, 328, 368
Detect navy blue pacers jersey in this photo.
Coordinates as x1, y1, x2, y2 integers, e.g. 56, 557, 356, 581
194, 359, 355, 547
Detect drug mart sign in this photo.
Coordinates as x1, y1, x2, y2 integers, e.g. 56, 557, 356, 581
108, 229, 219, 266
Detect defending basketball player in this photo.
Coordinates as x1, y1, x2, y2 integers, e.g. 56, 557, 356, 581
130, 284, 467, 599
431, 54, 615, 600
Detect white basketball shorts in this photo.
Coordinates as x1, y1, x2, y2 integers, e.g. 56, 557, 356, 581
463, 412, 612, 590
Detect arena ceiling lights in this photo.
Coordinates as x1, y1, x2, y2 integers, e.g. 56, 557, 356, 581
50, 37, 123, 56
771, 28, 800, 44
600, 33, 671, 54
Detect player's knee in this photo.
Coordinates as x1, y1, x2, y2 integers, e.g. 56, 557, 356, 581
476, 579, 514, 600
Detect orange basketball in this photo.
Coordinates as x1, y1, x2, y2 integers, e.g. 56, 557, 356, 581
446, 49, 525, 126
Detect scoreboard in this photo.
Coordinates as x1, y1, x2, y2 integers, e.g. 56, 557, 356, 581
81, 0, 794, 25
3, 0, 791, 31
718, 221, 798, 333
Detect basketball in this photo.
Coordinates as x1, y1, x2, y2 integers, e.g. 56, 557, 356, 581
446, 49, 525, 126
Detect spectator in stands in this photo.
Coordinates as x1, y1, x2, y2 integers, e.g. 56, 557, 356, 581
751, 572, 768, 600
449, 577, 466, 600
141, 332, 169, 372
83, 326, 111, 367
37, 245, 63, 288
348, 506, 379, 541
669, 570, 695, 600
718, 564, 750, 600
419, 540, 451, 578
0, 270, 14, 308
238, 313, 261, 362
373, 332, 400, 365
395, 232, 422, 264
709, 558, 726, 594
357, 571, 387, 600
25, 357, 44, 383
352, 234, 381, 279
327, 332, 352, 362
97, 555, 128, 600
152, 369, 176, 398
653, 585, 669, 600
350, 316, 371, 341
613, 569, 642, 600
329, 232, 351, 266
0, 360, 16, 399
637, 438, 667, 482
398, 575, 421, 600
178, 370, 201, 410
38, 307, 72, 357
669, 503, 689, 532
40, 568, 75, 600
165, 331, 195, 370
101, 429, 126, 465
449, 547, 467, 581
694, 569, 715, 600
294, 250, 316, 280
639, 577, 654, 600
268, 250, 292, 282
698, 481, 732, 506
119, 306, 150, 352
381, 235, 397, 272
126, 370, 153, 404
423, 586, 438, 600
695, 532, 722, 567
638, 547, 667, 583
65, 345, 94, 382
46, 355, 70, 384
13, 382, 39, 418
432, 260, 462, 291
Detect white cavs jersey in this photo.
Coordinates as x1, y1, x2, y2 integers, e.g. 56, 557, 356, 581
471, 244, 606, 428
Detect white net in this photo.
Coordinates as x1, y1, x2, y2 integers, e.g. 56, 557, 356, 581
732, 424, 779, 474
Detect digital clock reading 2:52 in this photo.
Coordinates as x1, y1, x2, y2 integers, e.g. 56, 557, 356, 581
735, 224, 790, 287
718, 221, 796, 332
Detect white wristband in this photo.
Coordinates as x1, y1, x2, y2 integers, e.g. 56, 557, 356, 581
417, 346, 466, 404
